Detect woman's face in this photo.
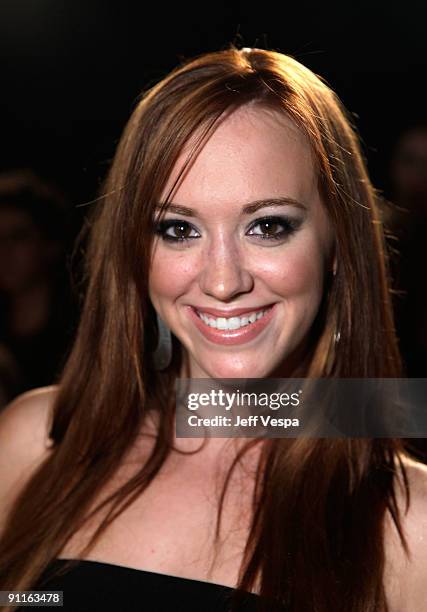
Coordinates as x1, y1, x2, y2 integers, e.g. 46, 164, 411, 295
149, 105, 335, 378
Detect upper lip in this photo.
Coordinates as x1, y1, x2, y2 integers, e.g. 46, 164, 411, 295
191, 304, 275, 317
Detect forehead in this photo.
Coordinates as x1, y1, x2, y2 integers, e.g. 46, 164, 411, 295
161, 104, 318, 211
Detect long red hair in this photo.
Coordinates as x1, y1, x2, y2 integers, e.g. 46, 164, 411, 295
0, 47, 409, 611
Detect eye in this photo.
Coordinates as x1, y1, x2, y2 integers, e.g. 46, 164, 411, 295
153, 215, 301, 245
154, 219, 201, 242
247, 215, 300, 241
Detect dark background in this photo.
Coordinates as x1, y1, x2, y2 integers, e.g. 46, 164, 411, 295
0, 0, 426, 215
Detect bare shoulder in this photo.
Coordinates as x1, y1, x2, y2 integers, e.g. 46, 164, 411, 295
0, 386, 58, 530
384, 453, 427, 612
0, 385, 57, 455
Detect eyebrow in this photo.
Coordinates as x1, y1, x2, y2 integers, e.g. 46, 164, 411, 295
155, 197, 307, 217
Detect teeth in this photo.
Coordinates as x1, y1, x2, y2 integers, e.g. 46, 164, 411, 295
196, 308, 271, 330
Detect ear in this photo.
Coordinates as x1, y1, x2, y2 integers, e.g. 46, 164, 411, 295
332, 252, 337, 276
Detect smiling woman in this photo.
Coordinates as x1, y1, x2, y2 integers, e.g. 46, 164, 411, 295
149, 106, 334, 379
0, 46, 426, 612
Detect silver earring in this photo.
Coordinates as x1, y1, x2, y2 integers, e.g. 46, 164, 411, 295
153, 313, 172, 370
334, 330, 341, 343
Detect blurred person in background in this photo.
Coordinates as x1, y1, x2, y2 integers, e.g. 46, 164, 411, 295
390, 123, 427, 218
387, 123, 427, 376
0, 170, 79, 396
0, 344, 21, 408
384, 124, 427, 462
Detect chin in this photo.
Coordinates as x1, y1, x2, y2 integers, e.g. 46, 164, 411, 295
197, 358, 274, 380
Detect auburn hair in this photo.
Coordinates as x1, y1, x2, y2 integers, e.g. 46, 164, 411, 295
0, 47, 409, 611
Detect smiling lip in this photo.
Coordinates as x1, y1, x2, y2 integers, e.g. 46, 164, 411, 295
191, 305, 270, 317
187, 303, 276, 346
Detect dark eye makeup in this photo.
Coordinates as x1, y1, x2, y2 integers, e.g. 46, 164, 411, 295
153, 215, 301, 244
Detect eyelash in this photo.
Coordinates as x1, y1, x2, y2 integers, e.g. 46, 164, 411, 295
154, 215, 300, 244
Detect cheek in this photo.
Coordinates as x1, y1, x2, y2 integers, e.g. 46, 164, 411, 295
254, 238, 326, 300
148, 249, 197, 307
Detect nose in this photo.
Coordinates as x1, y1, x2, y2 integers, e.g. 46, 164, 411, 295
198, 233, 254, 301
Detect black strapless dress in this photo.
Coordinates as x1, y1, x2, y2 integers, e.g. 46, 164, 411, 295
33, 559, 266, 611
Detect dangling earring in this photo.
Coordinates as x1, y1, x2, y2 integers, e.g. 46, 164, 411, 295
332, 264, 339, 342
153, 312, 172, 370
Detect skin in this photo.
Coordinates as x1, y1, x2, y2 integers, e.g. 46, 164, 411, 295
148, 104, 336, 380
